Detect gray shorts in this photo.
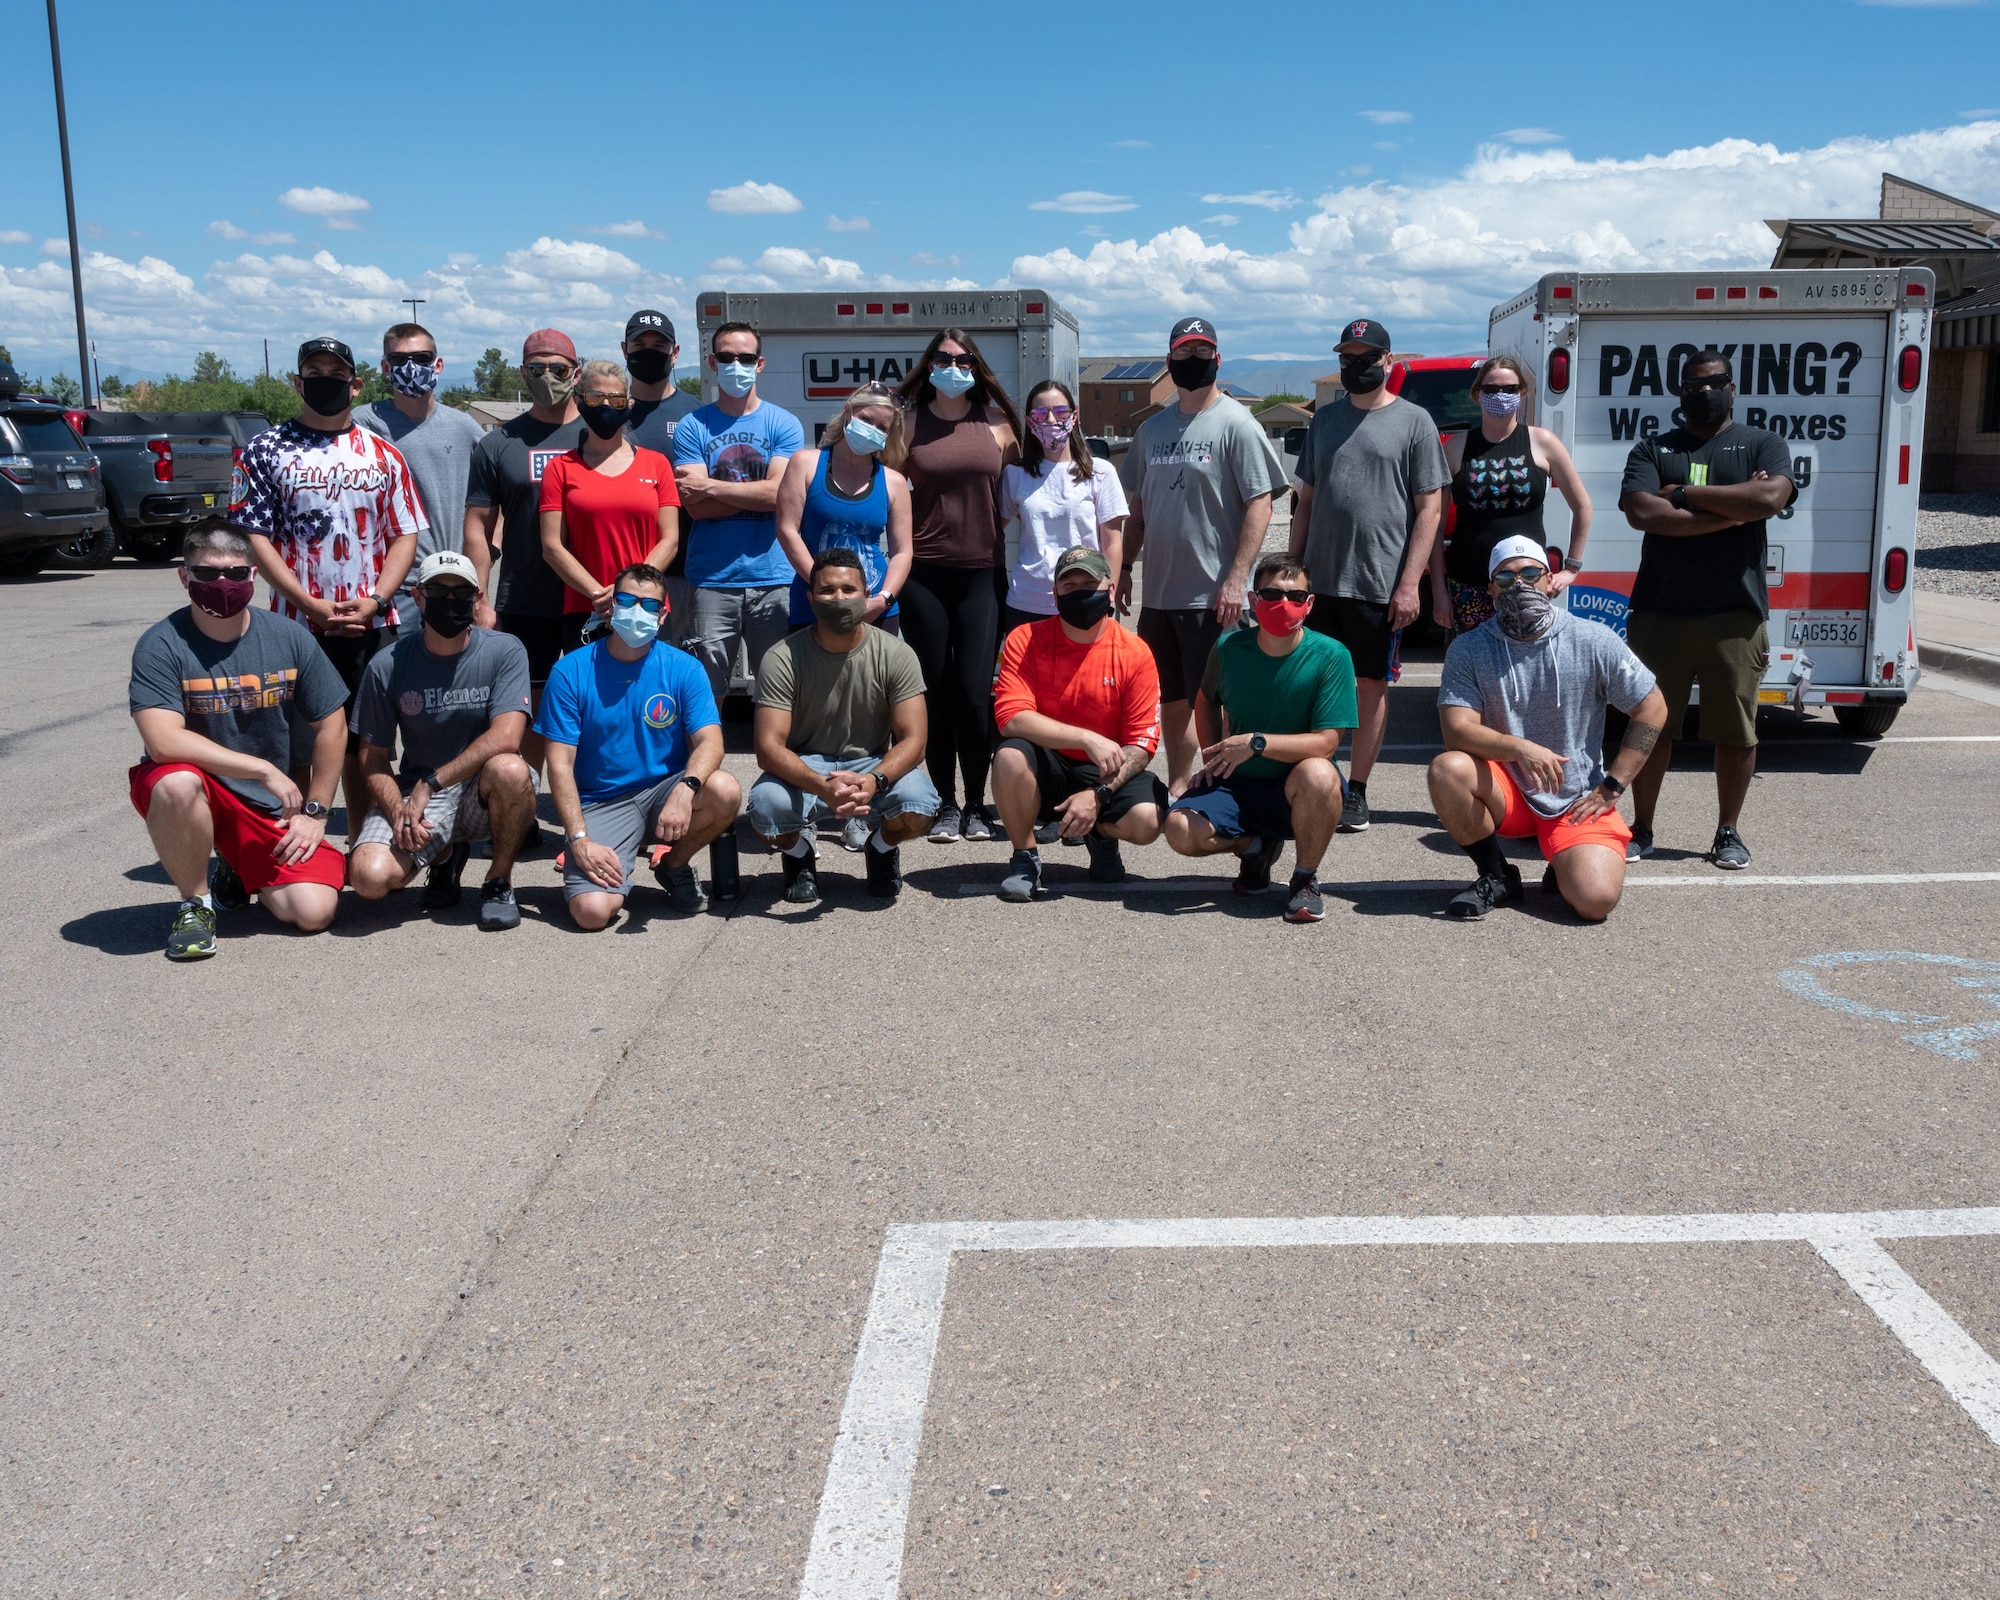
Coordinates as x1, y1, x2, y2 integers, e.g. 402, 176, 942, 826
745, 756, 941, 837
565, 771, 688, 900
355, 767, 537, 863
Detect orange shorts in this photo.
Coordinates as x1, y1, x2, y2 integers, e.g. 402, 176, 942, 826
129, 760, 347, 895
1486, 760, 1633, 863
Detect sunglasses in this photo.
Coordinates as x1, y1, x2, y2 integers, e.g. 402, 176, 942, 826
613, 592, 664, 614
390, 351, 438, 366
1028, 406, 1074, 422
713, 350, 760, 366
1492, 566, 1548, 588
186, 564, 252, 583
580, 394, 633, 411
1477, 383, 1522, 395
1682, 373, 1733, 393
932, 354, 974, 370
1253, 586, 1311, 603
421, 582, 474, 600
522, 361, 575, 378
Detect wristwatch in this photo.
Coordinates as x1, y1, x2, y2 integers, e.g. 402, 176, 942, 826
1598, 774, 1627, 798
870, 768, 889, 792
569, 827, 588, 842
371, 590, 395, 612
1092, 782, 1114, 807
1669, 485, 1690, 510
302, 799, 329, 820
1563, 556, 1584, 573
680, 773, 703, 794
1249, 733, 1268, 757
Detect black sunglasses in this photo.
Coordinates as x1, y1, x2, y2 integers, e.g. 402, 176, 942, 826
613, 592, 664, 614
932, 353, 975, 370
1253, 586, 1311, 602
713, 350, 760, 365
421, 582, 474, 600
389, 350, 438, 366
1477, 383, 1522, 394
1492, 565, 1548, 588
522, 361, 575, 378
187, 563, 252, 583
1682, 372, 1733, 393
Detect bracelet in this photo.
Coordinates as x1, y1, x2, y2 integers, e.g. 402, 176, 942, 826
569, 828, 588, 842
1563, 557, 1583, 573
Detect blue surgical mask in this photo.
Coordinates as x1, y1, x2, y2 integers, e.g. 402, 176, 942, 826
715, 360, 757, 398
388, 358, 440, 398
610, 601, 660, 648
844, 417, 887, 455
930, 363, 975, 398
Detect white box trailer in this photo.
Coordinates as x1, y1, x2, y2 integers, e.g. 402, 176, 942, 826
1488, 267, 1933, 735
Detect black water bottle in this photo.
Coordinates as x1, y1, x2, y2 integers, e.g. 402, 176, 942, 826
709, 827, 741, 901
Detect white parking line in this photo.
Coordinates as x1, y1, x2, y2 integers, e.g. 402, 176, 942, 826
799, 1207, 2000, 1600
951, 870, 2000, 897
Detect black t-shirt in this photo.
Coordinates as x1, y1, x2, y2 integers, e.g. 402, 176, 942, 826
466, 412, 589, 619
1621, 422, 1795, 617
625, 392, 699, 578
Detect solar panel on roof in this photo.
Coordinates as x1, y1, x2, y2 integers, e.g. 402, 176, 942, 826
1101, 360, 1166, 381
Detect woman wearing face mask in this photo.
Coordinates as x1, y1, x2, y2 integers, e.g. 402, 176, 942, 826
999, 381, 1127, 637
773, 383, 913, 637
1431, 356, 1591, 635
893, 329, 1021, 842
539, 361, 681, 654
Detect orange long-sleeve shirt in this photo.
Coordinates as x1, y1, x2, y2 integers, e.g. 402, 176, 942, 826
993, 617, 1161, 759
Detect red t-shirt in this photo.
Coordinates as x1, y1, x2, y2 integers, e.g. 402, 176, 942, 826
538, 445, 680, 614
993, 616, 1161, 759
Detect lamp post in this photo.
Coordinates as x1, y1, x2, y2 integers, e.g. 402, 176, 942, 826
46, 0, 91, 408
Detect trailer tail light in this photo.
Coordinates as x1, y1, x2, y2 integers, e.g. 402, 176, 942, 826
146, 437, 173, 482
865, 302, 883, 315
1906, 282, 1926, 297
1884, 548, 1908, 594
1551, 284, 1572, 300
1726, 286, 1747, 300
1695, 287, 1716, 300
703, 304, 721, 317
890, 302, 909, 314
1758, 285, 1778, 299
1547, 347, 1570, 395
835, 303, 855, 316
1024, 300, 1045, 314
1898, 346, 1922, 392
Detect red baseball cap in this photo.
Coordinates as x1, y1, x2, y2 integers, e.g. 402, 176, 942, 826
522, 328, 577, 362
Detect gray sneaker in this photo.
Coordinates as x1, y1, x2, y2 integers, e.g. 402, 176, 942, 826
998, 848, 1044, 902
928, 803, 961, 843
841, 816, 871, 853
656, 859, 709, 912
960, 805, 996, 842
477, 879, 521, 931
1710, 825, 1751, 871
1626, 823, 1654, 862
1337, 786, 1370, 833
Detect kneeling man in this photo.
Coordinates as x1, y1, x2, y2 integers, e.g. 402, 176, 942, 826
991, 546, 1167, 901
1429, 536, 1666, 922
348, 552, 539, 930
749, 548, 938, 902
1165, 554, 1355, 922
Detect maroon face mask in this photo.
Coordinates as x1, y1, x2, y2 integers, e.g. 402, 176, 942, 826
185, 572, 256, 618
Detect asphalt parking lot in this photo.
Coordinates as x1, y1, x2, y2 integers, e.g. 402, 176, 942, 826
9, 564, 2000, 1599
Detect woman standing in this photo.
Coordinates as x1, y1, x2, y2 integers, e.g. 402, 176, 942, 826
1430, 355, 1591, 634
999, 380, 1127, 635
895, 329, 1020, 842
539, 360, 679, 652
773, 382, 912, 634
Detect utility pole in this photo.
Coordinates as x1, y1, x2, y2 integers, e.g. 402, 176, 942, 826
402, 296, 426, 323
46, 0, 91, 408
264, 338, 270, 379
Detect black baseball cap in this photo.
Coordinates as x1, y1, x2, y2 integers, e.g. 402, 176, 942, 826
1337, 318, 1392, 352
1169, 316, 1219, 351
625, 309, 676, 343
296, 335, 356, 373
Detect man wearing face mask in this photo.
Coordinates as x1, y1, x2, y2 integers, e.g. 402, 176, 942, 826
991, 547, 1168, 900
1290, 318, 1450, 836
1164, 555, 1356, 924
1117, 317, 1287, 796
748, 549, 938, 903
620, 310, 701, 638
1429, 537, 1667, 922
127, 527, 351, 958
1617, 350, 1796, 870
355, 323, 485, 639
534, 562, 742, 929
347, 552, 538, 931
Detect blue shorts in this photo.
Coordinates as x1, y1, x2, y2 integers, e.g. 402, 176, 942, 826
1169, 770, 1343, 841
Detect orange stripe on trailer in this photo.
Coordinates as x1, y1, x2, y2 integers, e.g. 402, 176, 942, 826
1569, 573, 1869, 608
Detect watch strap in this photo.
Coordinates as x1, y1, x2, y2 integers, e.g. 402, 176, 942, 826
680, 773, 703, 793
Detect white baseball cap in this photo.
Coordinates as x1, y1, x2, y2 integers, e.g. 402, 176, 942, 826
415, 550, 479, 586
1487, 535, 1552, 578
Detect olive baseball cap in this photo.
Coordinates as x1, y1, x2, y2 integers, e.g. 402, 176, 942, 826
1053, 546, 1112, 584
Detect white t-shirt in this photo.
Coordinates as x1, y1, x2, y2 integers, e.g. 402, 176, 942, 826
999, 458, 1130, 614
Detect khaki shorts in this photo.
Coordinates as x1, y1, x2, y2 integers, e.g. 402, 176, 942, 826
1625, 610, 1769, 747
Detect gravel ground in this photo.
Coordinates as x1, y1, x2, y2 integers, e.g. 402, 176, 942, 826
1917, 493, 2000, 599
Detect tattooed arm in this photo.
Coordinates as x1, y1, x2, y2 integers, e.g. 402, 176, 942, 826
1568, 687, 1667, 823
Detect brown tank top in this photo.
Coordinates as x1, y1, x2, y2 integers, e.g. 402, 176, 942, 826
906, 404, 1004, 567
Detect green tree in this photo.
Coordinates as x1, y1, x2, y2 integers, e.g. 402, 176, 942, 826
191, 350, 235, 385
43, 372, 82, 404
473, 347, 523, 400
0, 343, 13, 364
1253, 392, 1308, 411
100, 373, 128, 398
677, 375, 702, 397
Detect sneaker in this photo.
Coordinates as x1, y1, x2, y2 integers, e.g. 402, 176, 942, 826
960, 805, 995, 842
165, 900, 218, 961
1710, 825, 1751, 871
1232, 834, 1282, 895
998, 847, 1044, 902
782, 851, 820, 904
1541, 863, 1559, 894
1446, 861, 1524, 920
657, 859, 709, 913
1084, 832, 1126, 884
1034, 817, 1062, 845
422, 841, 471, 910
865, 842, 902, 898
1337, 787, 1370, 833
209, 856, 251, 912
477, 879, 521, 931
1283, 874, 1325, 924
1626, 823, 1654, 862
841, 816, 871, 853
928, 803, 961, 843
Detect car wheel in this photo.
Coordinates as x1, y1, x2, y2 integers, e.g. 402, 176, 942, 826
1833, 702, 1900, 737
0, 545, 53, 578
45, 522, 118, 570
129, 525, 185, 563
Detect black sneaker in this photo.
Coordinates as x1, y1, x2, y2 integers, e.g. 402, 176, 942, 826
928, 803, 961, 843
1233, 834, 1282, 895
477, 879, 520, 931
782, 851, 820, 904
960, 806, 996, 842
1034, 818, 1062, 845
865, 842, 902, 898
1446, 861, 1524, 920
1541, 863, 1559, 894
998, 848, 1044, 902
422, 840, 471, 909
209, 856, 251, 912
658, 859, 709, 912
1084, 832, 1126, 883
165, 900, 218, 960
1710, 825, 1751, 871
1283, 874, 1324, 923
1626, 823, 1653, 862
1337, 786, 1370, 833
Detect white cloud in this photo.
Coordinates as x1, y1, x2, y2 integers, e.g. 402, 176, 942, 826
1502, 127, 1564, 146
1359, 110, 1412, 125
209, 220, 297, 245
41, 239, 68, 258
1964, 109, 2000, 119
1201, 190, 1298, 210
909, 251, 963, 269
0, 230, 32, 246
277, 187, 371, 230
707, 181, 803, 215
1203, 214, 1240, 228
826, 214, 872, 233
594, 220, 668, 240
1029, 191, 1139, 214
1373, 141, 1400, 152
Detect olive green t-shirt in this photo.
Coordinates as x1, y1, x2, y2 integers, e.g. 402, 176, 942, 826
754, 626, 926, 759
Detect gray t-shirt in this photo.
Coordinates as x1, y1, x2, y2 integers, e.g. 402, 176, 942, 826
351, 626, 533, 778
1118, 395, 1285, 610
354, 399, 485, 579
1295, 395, 1450, 605
1438, 610, 1657, 817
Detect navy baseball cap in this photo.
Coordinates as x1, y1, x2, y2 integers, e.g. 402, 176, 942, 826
1337, 318, 1392, 352
1169, 316, 1219, 351
625, 309, 676, 343
296, 335, 356, 372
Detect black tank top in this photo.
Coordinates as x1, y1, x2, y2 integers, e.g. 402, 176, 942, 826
1445, 424, 1548, 586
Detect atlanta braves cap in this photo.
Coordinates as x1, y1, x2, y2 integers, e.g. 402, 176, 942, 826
625, 309, 676, 343
296, 336, 356, 373
1169, 316, 1219, 351
1337, 318, 1392, 352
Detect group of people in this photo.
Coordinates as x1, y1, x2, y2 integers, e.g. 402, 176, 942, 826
125, 311, 1791, 957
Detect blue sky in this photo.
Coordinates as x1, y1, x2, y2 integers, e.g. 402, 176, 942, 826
4, 0, 2000, 381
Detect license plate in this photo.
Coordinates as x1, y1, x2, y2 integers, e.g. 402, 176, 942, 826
64, 474, 84, 490
202, 493, 215, 507
1784, 609, 1864, 648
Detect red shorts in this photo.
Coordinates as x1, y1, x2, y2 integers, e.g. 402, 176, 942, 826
129, 760, 347, 895
1486, 760, 1633, 862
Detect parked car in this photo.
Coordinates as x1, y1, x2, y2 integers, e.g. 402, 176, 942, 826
1387, 355, 1487, 643
67, 409, 241, 566
0, 362, 111, 578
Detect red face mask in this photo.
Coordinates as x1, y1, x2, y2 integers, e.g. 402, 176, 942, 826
1254, 594, 1313, 636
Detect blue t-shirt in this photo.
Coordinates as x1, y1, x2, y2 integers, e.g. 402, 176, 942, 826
532, 639, 720, 803
671, 400, 804, 588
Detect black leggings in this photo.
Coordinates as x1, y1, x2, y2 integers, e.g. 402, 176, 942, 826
899, 561, 1002, 809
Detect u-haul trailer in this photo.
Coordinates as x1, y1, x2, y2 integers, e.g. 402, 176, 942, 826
1489, 267, 1932, 735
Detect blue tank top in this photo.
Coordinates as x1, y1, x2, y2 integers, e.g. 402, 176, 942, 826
794, 451, 895, 625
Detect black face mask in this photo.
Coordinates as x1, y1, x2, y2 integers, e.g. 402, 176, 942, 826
1168, 353, 1220, 391
1340, 355, 1387, 395
577, 402, 627, 440
299, 373, 353, 416
1682, 386, 1733, 428
1055, 587, 1113, 629
626, 348, 673, 385
423, 589, 477, 638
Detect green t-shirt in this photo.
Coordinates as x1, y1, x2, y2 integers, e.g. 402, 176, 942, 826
1199, 627, 1358, 780
754, 625, 926, 760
